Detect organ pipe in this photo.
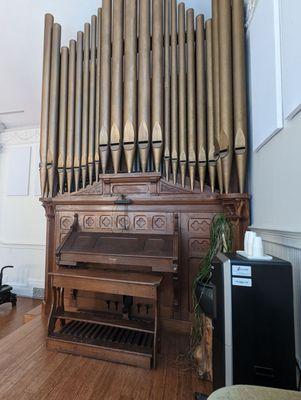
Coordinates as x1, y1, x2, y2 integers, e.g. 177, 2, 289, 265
111, 0, 124, 174
178, 3, 187, 188
138, 0, 151, 173
40, 14, 53, 198
152, 0, 164, 173
170, 0, 178, 184
164, 0, 171, 180
206, 19, 216, 193
219, 0, 233, 194
99, 0, 111, 174
39, 0, 249, 197
47, 23, 61, 197
66, 40, 76, 193
212, 0, 223, 193
58, 46, 68, 194
232, 0, 247, 194
88, 16, 97, 185
81, 23, 90, 189
186, 8, 196, 191
196, 15, 207, 192
95, 8, 102, 182
123, 0, 137, 173
74, 31, 83, 192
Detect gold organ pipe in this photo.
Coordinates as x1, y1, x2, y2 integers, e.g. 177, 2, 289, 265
123, 0, 137, 173
95, 8, 102, 182
66, 40, 76, 193
88, 15, 97, 185
186, 8, 196, 191
99, 0, 111, 173
138, 0, 151, 173
164, 0, 171, 180
81, 23, 90, 188
232, 0, 247, 193
47, 23, 61, 197
40, 14, 53, 198
111, 0, 124, 174
219, 0, 233, 194
58, 46, 69, 194
74, 31, 83, 192
196, 14, 207, 192
178, 3, 187, 187
171, 0, 178, 184
206, 19, 216, 193
212, 0, 223, 193
152, 0, 164, 173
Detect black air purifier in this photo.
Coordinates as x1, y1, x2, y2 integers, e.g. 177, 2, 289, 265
208, 253, 296, 391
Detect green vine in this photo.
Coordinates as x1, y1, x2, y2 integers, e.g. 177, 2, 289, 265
190, 214, 233, 356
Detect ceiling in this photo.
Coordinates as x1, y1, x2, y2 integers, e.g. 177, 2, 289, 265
0, 0, 212, 130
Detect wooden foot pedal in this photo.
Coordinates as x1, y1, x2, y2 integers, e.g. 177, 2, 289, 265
47, 320, 153, 368
47, 269, 162, 368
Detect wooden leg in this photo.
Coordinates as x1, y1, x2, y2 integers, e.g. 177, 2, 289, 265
172, 272, 180, 318
59, 287, 66, 327
153, 286, 159, 368
157, 286, 161, 355
47, 286, 58, 335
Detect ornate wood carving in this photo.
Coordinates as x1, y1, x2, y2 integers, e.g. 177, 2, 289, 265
42, 173, 249, 327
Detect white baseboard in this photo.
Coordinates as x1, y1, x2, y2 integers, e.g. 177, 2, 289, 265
0, 241, 45, 299
10, 283, 35, 298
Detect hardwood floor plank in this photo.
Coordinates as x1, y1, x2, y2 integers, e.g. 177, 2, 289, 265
0, 313, 211, 399
0, 297, 41, 339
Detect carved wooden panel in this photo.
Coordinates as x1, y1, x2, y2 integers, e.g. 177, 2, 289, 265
189, 238, 210, 257
116, 215, 130, 230
83, 215, 97, 229
99, 215, 113, 230
134, 215, 148, 230
188, 218, 211, 235
60, 216, 73, 230
152, 215, 167, 231
60, 232, 68, 244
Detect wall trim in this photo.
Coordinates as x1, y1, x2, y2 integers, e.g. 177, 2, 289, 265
0, 240, 45, 251
251, 227, 301, 250
0, 126, 40, 146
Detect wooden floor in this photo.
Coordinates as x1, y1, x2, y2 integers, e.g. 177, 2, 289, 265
0, 297, 41, 339
0, 300, 211, 400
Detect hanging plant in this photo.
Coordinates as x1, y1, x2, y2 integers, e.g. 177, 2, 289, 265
189, 214, 233, 376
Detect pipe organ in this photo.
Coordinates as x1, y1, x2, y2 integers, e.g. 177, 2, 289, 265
40, 0, 248, 197
41, 0, 249, 349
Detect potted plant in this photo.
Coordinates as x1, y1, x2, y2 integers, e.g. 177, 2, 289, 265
191, 214, 233, 380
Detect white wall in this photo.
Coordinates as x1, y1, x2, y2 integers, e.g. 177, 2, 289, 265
0, 127, 46, 297
251, 114, 301, 231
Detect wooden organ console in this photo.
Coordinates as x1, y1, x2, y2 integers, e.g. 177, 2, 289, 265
40, 0, 250, 368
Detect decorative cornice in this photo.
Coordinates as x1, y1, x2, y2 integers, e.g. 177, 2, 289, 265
251, 227, 301, 250
0, 126, 40, 146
